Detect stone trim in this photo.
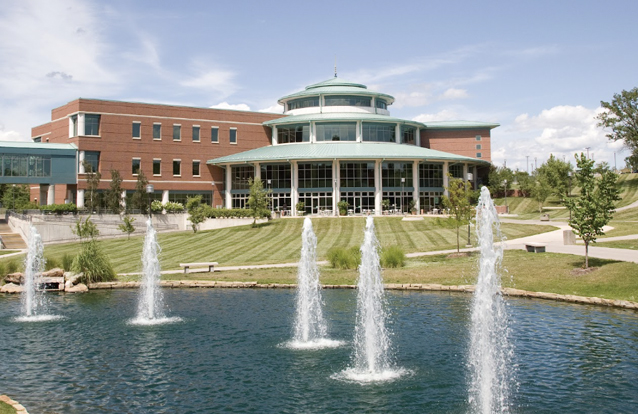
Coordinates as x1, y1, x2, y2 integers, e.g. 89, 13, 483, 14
87, 281, 638, 310
0, 395, 29, 414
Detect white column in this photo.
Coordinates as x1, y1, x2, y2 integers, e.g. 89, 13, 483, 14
69, 117, 74, 137
121, 190, 127, 210
415, 127, 421, 147
443, 161, 450, 197
47, 185, 55, 205
395, 124, 401, 144
272, 126, 278, 145
77, 189, 85, 208
413, 160, 419, 214
463, 163, 469, 182
78, 151, 86, 174
78, 113, 85, 136
254, 162, 261, 179
39, 186, 47, 206
374, 160, 382, 215
332, 159, 339, 215
356, 121, 362, 142
473, 166, 478, 190
225, 166, 232, 209
291, 161, 298, 216
162, 190, 169, 204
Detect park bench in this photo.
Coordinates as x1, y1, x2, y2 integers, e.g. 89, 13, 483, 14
524, 242, 546, 253
179, 262, 218, 274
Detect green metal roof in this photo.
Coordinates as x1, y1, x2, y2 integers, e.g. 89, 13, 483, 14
278, 77, 395, 104
422, 120, 500, 129
207, 142, 489, 165
263, 112, 426, 128
0, 141, 77, 151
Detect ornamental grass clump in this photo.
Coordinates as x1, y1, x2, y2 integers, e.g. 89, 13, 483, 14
327, 246, 361, 269
71, 217, 116, 284
380, 245, 406, 268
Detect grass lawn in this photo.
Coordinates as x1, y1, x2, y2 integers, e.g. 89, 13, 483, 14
118, 250, 638, 302
26, 217, 556, 274
0, 401, 16, 414
0, 250, 19, 256
595, 239, 638, 250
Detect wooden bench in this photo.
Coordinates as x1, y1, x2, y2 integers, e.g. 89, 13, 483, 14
525, 242, 546, 253
179, 262, 218, 274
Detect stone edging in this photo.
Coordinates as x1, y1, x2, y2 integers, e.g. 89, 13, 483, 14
0, 395, 29, 414
88, 281, 638, 311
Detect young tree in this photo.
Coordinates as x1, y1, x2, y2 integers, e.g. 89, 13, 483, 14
536, 154, 573, 199
186, 195, 208, 233
130, 171, 149, 214
106, 170, 124, 214
246, 177, 269, 227
118, 216, 136, 239
83, 161, 102, 212
514, 170, 534, 198
564, 153, 620, 269
626, 150, 638, 172
597, 87, 638, 152
530, 173, 552, 213
442, 176, 475, 252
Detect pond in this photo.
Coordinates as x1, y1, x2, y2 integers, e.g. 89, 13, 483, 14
1, 289, 637, 413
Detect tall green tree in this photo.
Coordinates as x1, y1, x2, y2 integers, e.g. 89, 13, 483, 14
2, 184, 31, 209
83, 161, 101, 212
130, 171, 149, 214
597, 87, 638, 152
514, 170, 534, 198
106, 170, 124, 214
487, 166, 514, 198
530, 172, 552, 213
186, 195, 207, 233
564, 153, 620, 269
442, 176, 475, 252
246, 177, 270, 227
536, 154, 573, 199
626, 150, 638, 172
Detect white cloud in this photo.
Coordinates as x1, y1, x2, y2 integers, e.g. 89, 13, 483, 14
0, 123, 23, 142
180, 68, 237, 99
412, 109, 459, 123
210, 102, 251, 111
440, 88, 469, 100
258, 104, 283, 114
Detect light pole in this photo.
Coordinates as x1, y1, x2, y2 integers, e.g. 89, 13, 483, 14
401, 177, 405, 214
267, 179, 272, 213
503, 179, 508, 212
526, 155, 529, 174
567, 171, 572, 221
145, 184, 154, 219
12, 184, 15, 210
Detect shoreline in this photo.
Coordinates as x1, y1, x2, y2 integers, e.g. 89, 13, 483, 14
88, 281, 638, 311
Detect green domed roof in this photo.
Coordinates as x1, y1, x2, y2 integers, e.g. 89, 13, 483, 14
278, 77, 395, 105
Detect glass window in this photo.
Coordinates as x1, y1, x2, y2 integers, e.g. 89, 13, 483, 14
84, 114, 100, 135
173, 125, 181, 141
70, 115, 78, 137
0, 154, 51, 177
153, 159, 161, 176
192, 126, 200, 142
402, 126, 416, 145
298, 163, 333, 189
192, 160, 200, 177
33, 137, 41, 143
449, 164, 464, 179
419, 163, 443, 188
382, 162, 413, 188
324, 95, 371, 107
132, 158, 140, 175
477, 153, 482, 158
260, 164, 292, 189
132, 122, 141, 139
211, 127, 219, 143
340, 162, 375, 188
287, 97, 319, 111
277, 124, 309, 143
316, 122, 356, 141
231, 166, 254, 190
84, 151, 100, 173
362, 123, 395, 142
173, 160, 181, 176
153, 123, 161, 140
476, 135, 482, 141
230, 128, 237, 144
476, 144, 482, 150
376, 99, 387, 109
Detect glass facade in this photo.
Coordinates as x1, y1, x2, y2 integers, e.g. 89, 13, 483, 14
419, 163, 443, 188
316, 123, 356, 141
449, 164, 464, 179
1, 154, 51, 177
287, 97, 319, 111
324, 95, 371, 107
277, 124, 309, 143
231, 165, 254, 190
298, 192, 333, 215
382, 162, 413, 188
84, 151, 100, 173
376, 99, 387, 109
420, 191, 443, 212
260, 164, 291, 189
340, 162, 375, 188
340, 191, 375, 214
362, 123, 395, 142
402, 126, 416, 145
298, 162, 332, 189
84, 114, 100, 135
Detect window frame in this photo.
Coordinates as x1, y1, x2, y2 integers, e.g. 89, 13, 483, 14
153, 159, 161, 176
153, 123, 162, 140
132, 122, 141, 140
173, 159, 181, 177
192, 125, 200, 142
229, 128, 237, 144
173, 124, 181, 141
132, 158, 141, 176
211, 127, 219, 143
192, 160, 201, 177
84, 114, 101, 136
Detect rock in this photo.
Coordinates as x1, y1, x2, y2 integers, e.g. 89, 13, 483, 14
65, 283, 88, 293
1, 283, 23, 293
42, 268, 64, 277
64, 273, 82, 286
4, 272, 23, 285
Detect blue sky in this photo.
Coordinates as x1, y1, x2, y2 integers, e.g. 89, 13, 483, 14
1, 0, 636, 171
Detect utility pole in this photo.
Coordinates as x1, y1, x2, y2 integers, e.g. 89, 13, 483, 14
526, 155, 529, 174
585, 147, 591, 159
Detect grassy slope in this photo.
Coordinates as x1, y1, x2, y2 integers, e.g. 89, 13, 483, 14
22, 217, 557, 274
0, 401, 16, 414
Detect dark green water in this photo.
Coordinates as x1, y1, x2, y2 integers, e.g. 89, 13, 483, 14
1, 289, 637, 413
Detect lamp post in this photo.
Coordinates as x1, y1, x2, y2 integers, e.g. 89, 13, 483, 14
401, 177, 405, 214
146, 184, 154, 219
12, 184, 15, 211
503, 179, 508, 212
267, 179, 272, 213
567, 171, 572, 221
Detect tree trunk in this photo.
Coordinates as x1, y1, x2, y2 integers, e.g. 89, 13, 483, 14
584, 241, 589, 269
456, 226, 460, 253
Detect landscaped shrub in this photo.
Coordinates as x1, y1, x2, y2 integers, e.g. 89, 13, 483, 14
206, 208, 252, 219
45, 256, 61, 270
380, 245, 406, 268
6, 260, 19, 275
0, 262, 6, 278
164, 201, 185, 213
150, 200, 164, 213
327, 246, 361, 269
71, 240, 116, 284
40, 203, 77, 214
61, 253, 74, 271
